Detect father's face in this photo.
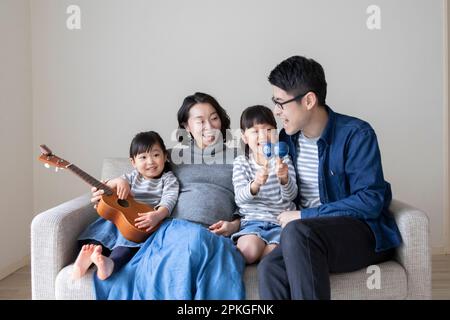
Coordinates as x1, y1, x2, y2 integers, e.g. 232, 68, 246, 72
272, 86, 309, 136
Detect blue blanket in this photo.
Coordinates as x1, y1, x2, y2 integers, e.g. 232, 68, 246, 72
93, 219, 246, 300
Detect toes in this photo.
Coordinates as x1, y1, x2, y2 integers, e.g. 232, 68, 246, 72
94, 245, 102, 254
82, 244, 97, 253
91, 249, 102, 263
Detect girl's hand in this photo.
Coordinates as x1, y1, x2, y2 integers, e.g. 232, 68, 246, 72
91, 180, 107, 209
255, 166, 269, 186
116, 179, 130, 200
134, 211, 164, 232
251, 166, 269, 194
91, 179, 121, 208
276, 159, 288, 185
209, 219, 240, 237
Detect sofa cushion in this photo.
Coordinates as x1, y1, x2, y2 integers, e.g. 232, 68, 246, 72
56, 260, 406, 300
329, 260, 407, 299
101, 158, 133, 181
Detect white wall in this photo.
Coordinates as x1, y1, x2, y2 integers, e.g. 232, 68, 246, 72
31, 0, 446, 249
0, 0, 32, 278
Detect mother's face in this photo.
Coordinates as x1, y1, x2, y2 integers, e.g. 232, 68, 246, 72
185, 103, 222, 148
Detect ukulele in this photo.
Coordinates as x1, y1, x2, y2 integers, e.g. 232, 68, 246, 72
38, 144, 157, 243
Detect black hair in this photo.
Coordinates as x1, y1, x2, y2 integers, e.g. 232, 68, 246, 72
129, 131, 171, 172
176, 92, 231, 143
240, 105, 277, 131
240, 105, 277, 157
268, 55, 327, 106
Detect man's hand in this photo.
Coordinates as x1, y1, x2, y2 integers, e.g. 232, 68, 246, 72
277, 210, 301, 228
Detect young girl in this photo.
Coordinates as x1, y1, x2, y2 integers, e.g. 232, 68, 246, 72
73, 131, 179, 280
231, 105, 298, 264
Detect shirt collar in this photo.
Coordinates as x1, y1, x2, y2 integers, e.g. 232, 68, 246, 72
318, 105, 335, 147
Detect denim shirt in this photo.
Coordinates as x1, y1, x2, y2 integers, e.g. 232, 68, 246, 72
280, 105, 402, 252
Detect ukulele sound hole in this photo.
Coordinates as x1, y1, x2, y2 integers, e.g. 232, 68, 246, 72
117, 199, 130, 208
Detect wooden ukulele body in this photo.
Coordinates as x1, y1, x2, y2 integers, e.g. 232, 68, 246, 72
97, 193, 157, 243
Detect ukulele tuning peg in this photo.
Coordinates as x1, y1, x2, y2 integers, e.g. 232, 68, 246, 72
44, 163, 50, 169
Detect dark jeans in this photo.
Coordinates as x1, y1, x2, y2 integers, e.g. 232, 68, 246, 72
257, 216, 395, 300
78, 240, 139, 273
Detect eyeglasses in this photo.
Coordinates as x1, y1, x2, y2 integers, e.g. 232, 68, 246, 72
271, 92, 309, 110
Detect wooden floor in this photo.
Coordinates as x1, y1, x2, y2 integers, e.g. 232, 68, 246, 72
432, 254, 450, 299
1, 255, 449, 300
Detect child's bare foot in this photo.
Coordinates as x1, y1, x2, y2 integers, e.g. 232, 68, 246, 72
72, 244, 96, 279
90, 245, 114, 280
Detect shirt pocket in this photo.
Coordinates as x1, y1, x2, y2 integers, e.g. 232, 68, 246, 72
327, 171, 347, 200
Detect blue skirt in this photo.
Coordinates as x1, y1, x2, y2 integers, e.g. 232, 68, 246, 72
93, 219, 246, 300
78, 217, 142, 250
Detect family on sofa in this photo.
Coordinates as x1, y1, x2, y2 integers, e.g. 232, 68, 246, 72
68, 55, 402, 300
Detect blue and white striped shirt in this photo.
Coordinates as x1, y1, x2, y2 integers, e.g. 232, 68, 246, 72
122, 170, 179, 214
297, 132, 321, 209
233, 154, 298, 224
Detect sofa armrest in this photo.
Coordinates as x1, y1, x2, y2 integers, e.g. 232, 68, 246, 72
389, 199, 431, 299
31, 193, 98, 300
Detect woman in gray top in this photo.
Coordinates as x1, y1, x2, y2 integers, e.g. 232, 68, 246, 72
89, 92, 245, 299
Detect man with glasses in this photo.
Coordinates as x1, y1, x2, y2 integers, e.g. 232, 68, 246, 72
257, 55, 402, 300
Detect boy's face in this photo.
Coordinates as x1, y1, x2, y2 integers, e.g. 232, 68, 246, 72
272, 86, 311, 135
131, 144, 167, 179
242, 123, 277, 159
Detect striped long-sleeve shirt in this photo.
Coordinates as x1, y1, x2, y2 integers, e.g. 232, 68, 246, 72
122, 170, 179, 214
232, 154, 298, 224
297, 132, 321, 209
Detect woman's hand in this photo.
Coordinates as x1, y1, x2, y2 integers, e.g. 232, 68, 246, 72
209, 219, 240, 237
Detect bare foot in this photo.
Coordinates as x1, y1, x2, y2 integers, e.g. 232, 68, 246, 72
72, 244, 96, 280
90, 245, 114, 280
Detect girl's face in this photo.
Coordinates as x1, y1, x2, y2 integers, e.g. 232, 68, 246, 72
184, 103, 222, 148
130, 144, 167, 179
242, 123, 277, 159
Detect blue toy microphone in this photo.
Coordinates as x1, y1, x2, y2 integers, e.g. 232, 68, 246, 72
262, 142, 272, 159
262, 142, 273, 170
274, 142, 289, 177
274, 141, 289, 159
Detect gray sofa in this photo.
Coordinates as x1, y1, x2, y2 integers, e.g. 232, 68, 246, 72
31, 158, 432, 300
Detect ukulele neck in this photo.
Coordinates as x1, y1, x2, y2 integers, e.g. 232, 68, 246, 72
66, 164, 114, 196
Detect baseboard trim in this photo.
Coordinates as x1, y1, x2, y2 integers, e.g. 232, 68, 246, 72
0, 255, 30, 281
432, 246, 450, 255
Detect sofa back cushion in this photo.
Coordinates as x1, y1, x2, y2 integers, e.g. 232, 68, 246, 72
101, 158, 133, 181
